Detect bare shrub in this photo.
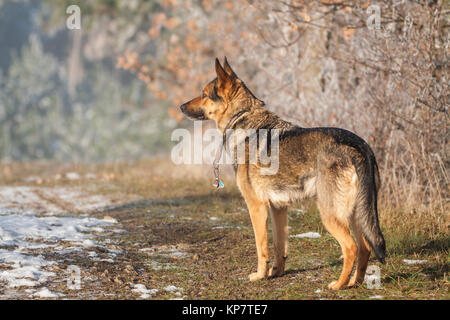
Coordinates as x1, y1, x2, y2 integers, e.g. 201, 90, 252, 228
118, 0, 449, 233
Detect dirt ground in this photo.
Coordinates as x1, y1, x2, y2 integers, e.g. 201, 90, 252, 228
0, 159, 448, 300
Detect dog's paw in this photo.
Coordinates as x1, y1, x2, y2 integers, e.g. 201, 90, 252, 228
268, 266, 284, 278
346, 279, 356, 288
328, 280, 343, 290
248, 272, 265, 282
346, 277, 362, 288
346, 278, 358, 288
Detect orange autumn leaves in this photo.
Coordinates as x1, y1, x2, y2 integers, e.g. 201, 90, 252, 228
116, 2, 229, 122
116, 49, 168, 102
148, 12, 181, 39
116, 50, 141, 72
116, 0, 358, 122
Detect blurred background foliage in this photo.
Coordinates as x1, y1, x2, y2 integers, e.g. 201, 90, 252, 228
0, 0, 448, 215
0, 0, 175, 161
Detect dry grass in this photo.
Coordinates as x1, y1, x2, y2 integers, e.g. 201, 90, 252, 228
0, 158, 447, 299
1, 158, 446, 240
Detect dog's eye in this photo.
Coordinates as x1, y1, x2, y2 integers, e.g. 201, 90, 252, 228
202, 93, 207, 99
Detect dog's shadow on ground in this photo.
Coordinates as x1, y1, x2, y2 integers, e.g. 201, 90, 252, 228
99, 191, 240, 213
382, 260, 449, 283
283, 259, 342, 276
386, 238, 449, 281
93, 192, 246, 247
392, 238, 449, 256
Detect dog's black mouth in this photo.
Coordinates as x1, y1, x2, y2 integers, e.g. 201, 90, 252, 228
180, 105, 207, 120
185, 112, 207, 120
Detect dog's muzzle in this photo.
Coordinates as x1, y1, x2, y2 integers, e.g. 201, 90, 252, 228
179, 103, 207, 120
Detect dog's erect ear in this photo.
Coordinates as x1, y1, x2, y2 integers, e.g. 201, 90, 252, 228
215, 57, 229, 88
223, 56, 237, 79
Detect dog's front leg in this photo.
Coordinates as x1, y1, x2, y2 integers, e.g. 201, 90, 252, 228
236, 165, 269, 281
269, 206, 288, 277
247, 199, 270, 281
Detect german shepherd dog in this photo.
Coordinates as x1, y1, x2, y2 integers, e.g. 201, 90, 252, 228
180, 58, 385, 290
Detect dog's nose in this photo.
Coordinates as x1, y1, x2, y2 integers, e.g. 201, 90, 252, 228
180, 103, 186, 112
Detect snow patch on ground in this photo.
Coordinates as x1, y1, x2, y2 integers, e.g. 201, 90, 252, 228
211, 225, 233, 230
164, 285, 184, 298
32, 287, 64, 298
0, 186, 58, 214
0, 213, 119, 289
140, 245, 190, 271
0, 186, 117, 214
0, 251, 55, 288
290, 232, 321, 239
140, 244, 190, 259
403, 259, 428, 265
0, 214, 117, 247
65, 172, 80, 180
132, 284, 158, 299
164, 285, 184, 292
0, 185, 124, 298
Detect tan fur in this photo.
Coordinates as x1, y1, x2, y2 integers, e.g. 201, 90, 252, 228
180, 58, 386, 290
236, 164, 270, 281
268, 205, 288, 277
348, 220, 372, 287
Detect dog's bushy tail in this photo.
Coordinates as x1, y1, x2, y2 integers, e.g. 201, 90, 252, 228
353, 147, 386, 264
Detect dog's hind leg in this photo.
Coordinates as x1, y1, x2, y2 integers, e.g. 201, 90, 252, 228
348, 228, 371, 287
320, 212, 357, 290
317, 163, 358, 290
269, 206, 288, 277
